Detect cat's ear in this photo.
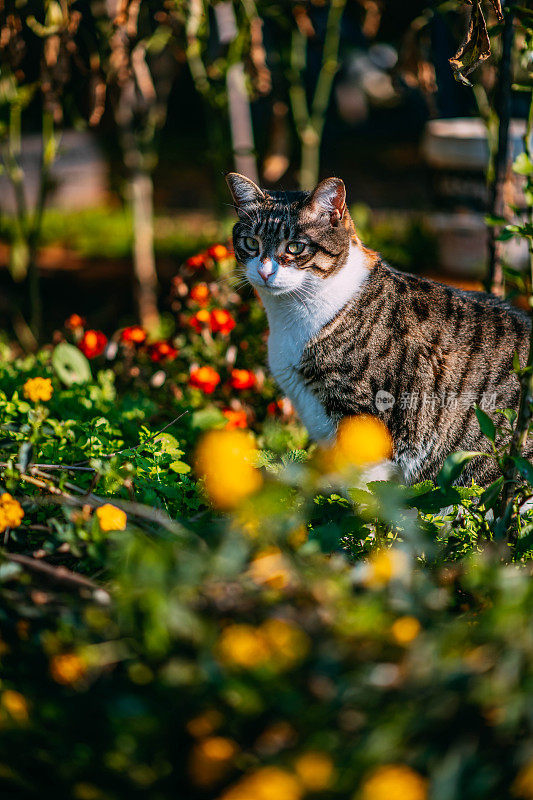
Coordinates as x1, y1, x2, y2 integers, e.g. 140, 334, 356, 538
307, 178, 346, 226
226, 172, 265, 211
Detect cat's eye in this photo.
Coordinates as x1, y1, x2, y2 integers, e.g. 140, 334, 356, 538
286, 241, 306, 255
244, 236, 259, 251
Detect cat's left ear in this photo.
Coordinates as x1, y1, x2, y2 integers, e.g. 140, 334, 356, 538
307, 178, 346, 226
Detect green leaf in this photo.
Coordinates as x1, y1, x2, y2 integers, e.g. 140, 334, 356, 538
513, 152, 533, 176
475, 406, 496, 443
152, 433, 181, 456
52, 343, 92, 386
437, 450, 486, 490
512, 456, 533, 485
479, 476, 503, 510
169, 460, 191, 474
191, 407, 226, 431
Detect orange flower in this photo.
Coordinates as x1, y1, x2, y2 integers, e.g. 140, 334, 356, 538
23, 377, 53, 403
79, 330, 107, 359
189, 309, 212, 333
190, 366, 221, 394
230, 369, 255, 390
96, 503, 127, 532
121, 325, 147, 345
65, 313, 85, 330
149, 341, 178, 362
207, 244, 229, 261
50, 653, 86, 685
223, 409, 248, 429
190, 283, 210, 304
186, 253, 207, 269
210, 309, 236, 335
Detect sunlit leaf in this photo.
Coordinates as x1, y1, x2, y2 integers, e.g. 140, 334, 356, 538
449, 0, 491, 86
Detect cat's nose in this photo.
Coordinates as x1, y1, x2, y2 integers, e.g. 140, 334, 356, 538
258, 258, 275, 284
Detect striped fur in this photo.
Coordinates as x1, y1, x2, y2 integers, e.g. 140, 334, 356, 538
227, 173, 532, 485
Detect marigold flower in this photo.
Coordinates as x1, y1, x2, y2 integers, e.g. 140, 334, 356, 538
217, 624, 271, 669
96, 503, 127, 532
189, 309, 212, 333
190, 283, 210, 304
207, 244, 229, 261
187, 709, 223, 738
195, 429, 261, 508
186, 253, 207, 269
211, 309, 236, 335
223, 408, 248, 429
79, 330, 107, 359
513, 762, 533, 798
189, 365, 221, 394
249, 548, 292, 590
361, 764, 427, 800
219, 767, 302, 800
364, 548, 409, 588
328, 415, 393, 470
50, 653, 87, 685
65, 313, 85, 330
121, 325, 147, 345
391, 616, 421, 645
260, 618, 309, 668
294, 752, 335, 791
0, 493, 24, 533
230, 369, 256, 390
23, 377, 53, 403
1, 690, 29, 722
149, 341, 178, 362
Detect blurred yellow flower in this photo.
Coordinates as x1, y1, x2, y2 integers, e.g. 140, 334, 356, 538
96, 503, 127, 532
187, 709, 223, 738
0, 493, 24, 533
50, 653, 87, 685
513, 762, 533, 798
189, 736, 238, 787
327, 415, 393, 471
260, 618, 310, 668
288, 524, 308, 548
361, 764, 427, 800
217, 624, 271, 669
219, 766, 302, 800
195, 430, 262, 510
364, 549, 408, 588
23, 376, 53, 403
249, 547, 292, 590
391, 616, 421, 645
1, 690, 29, 722
294, 751, 335, 790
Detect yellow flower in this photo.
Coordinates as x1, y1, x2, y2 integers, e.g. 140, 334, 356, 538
195, 430, 262, 510
364, 548, 408, 588
0, 493, 24, 533
1, 690, 29, 722
391, 616, 421, 645
218, 766, 302, 800
327, 415, 393, 471
189, 736, 238, 787
513, 762, 533, 798
249, 547, 292, 590
294, 751, 335, 790
23, 377, 53, 403
50, 653, 87, 685
361, 764, 427, 800
217, 624, 271, 669
95, 503, 127, 532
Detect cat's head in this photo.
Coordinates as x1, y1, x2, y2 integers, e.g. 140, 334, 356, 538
226, 173, 354, 297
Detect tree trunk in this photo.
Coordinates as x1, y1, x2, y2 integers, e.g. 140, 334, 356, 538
130, 168, 159, 332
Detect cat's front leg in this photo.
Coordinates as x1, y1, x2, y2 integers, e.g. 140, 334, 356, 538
274, 369, 336, 443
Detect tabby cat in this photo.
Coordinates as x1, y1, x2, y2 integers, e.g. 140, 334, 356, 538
226, 172, 532, 486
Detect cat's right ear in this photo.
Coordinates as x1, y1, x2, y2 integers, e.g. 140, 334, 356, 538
225, 172, 265, 212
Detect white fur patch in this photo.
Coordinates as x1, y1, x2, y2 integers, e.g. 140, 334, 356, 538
254, 244, 370, 442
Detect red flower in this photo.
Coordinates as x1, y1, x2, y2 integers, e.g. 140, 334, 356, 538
190, 283, 210, 305
207, 244, 229, 261
121, 325, 147, 345
189, 366, 221, 394
149, 341, 178, 363
186, 253, 207, 269
189, 309, 211, 333
210, 309, 236, 335
223, 408, 248, 429
79, 330, 107, 358
65, 314, 85, 330
230, 369, 256, 390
